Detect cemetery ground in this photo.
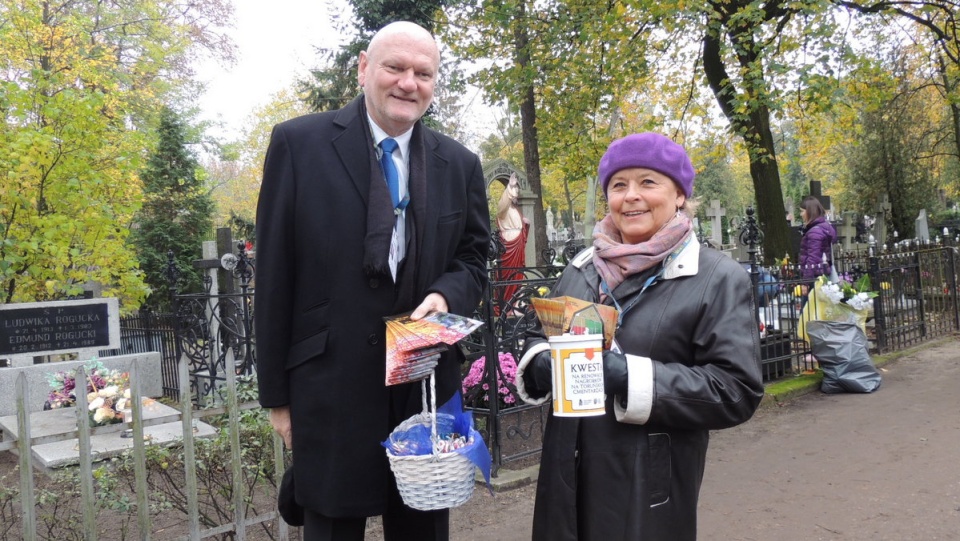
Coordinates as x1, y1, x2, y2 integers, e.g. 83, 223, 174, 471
1, 336, 957, 540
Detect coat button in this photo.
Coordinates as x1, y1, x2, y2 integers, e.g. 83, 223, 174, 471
367, 334, 379, 345
369, 278, 380, 288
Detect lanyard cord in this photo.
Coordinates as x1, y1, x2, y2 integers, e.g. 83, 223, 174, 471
600, 236, 691, 330
601, 271, 661, 330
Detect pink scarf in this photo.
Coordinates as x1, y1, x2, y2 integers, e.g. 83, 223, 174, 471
592, 212, 693, 294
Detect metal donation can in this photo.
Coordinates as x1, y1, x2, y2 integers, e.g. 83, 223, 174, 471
549, 333, 605, 417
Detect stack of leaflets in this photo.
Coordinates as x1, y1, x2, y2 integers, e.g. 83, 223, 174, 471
530, 296, 618, 349
384, 312, 484, 386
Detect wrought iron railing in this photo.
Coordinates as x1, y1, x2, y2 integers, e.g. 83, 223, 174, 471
166, 245, 256, 404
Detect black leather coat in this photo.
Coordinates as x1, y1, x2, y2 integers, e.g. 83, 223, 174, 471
519, 240, 764, 540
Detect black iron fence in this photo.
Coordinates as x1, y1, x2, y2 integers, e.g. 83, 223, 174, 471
98, 310, 179, 396
102, 247, 255, 403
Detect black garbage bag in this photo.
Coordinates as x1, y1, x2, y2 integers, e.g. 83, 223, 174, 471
807, 320, 882, 394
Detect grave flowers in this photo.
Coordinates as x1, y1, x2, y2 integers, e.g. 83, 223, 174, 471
817, 274, 878, 324
46, 359, 131, 427
462, 352, 518, 409
799, 274, 877, 343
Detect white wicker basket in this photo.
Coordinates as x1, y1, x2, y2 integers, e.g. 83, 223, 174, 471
386, 373, 476, 511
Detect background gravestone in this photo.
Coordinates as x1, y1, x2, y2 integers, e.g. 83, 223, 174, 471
916, 209, 930, 242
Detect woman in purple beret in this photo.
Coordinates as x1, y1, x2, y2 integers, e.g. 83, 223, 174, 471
516, 132, 764, 540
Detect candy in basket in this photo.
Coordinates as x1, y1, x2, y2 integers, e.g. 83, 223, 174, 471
382, 375, 491, 511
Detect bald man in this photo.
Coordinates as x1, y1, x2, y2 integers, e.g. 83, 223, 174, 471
254, 21, 490, 541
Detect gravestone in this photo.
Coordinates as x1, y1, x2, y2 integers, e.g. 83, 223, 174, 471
706, 199, 726, 247
546, 207, 556, 241
0, 297, 125, 415
1, 298, 120, 367
193, 240, 222, 387
874, 195, 892, 247
0, 352, 162, 416
839, 211, 859, 251
810, 181, 831, 215
915, 209, 930, 242
216, 227, 236, 295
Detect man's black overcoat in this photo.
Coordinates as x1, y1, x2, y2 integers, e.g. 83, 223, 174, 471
254, 96, 490, 517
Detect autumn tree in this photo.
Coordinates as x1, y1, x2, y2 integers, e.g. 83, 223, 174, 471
836, 43, 947, 237
205, 88, 312, 237
444, 0, 660, 262
0, 0, 232, 309
836, 0, 960, 170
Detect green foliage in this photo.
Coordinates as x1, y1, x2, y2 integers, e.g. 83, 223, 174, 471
834, 44, 945, 236
0, 0, 233, 311
205, 87, 313, 229
131, 107, 214, 309
0, 468, 18, 539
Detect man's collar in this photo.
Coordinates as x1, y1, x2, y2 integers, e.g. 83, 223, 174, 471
367, 113, 414, 158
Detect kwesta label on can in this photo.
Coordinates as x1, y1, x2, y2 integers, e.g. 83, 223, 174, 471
549, 334, 605, 416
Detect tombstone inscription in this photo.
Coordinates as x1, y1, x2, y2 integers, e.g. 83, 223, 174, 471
0, 298, 120, 357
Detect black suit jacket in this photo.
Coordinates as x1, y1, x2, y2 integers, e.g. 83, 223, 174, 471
254, 97, 490, 516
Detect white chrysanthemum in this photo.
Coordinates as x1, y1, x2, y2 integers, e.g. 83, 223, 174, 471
846, 293, 873, 311
820, 283, 844, 304
123, 388, 131, 399
116, 397, 128, 411
88, 397, 105, 411
93, 407, 115, 423
99, 385, 119, 398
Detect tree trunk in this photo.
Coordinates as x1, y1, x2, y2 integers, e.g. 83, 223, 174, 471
514, 2, 548, 265
937, 53, 960, 163
702, 30, 792, 264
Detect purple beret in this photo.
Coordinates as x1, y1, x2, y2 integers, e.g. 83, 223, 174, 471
597, 132, 695, 198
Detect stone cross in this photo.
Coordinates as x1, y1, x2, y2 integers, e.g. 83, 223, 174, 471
705, 199, 726, 247
839, 211, 859, 250
193, 240, 223, 375
810, 180, 831, 215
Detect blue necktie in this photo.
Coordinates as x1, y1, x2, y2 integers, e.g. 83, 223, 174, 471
379, 138, 401, 209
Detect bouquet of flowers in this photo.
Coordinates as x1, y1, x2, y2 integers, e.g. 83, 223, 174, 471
462, 352, 518, 409
46, 360, 131, 427
817, 274, 878, 320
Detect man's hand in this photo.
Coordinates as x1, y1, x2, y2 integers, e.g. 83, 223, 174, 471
270, 406, 293, 449
410, 292, 448, 320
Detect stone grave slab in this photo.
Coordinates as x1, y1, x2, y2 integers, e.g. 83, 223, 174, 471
0, 398, 216, 470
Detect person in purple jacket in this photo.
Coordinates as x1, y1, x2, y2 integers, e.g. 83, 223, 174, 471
798, 195, 837, 302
